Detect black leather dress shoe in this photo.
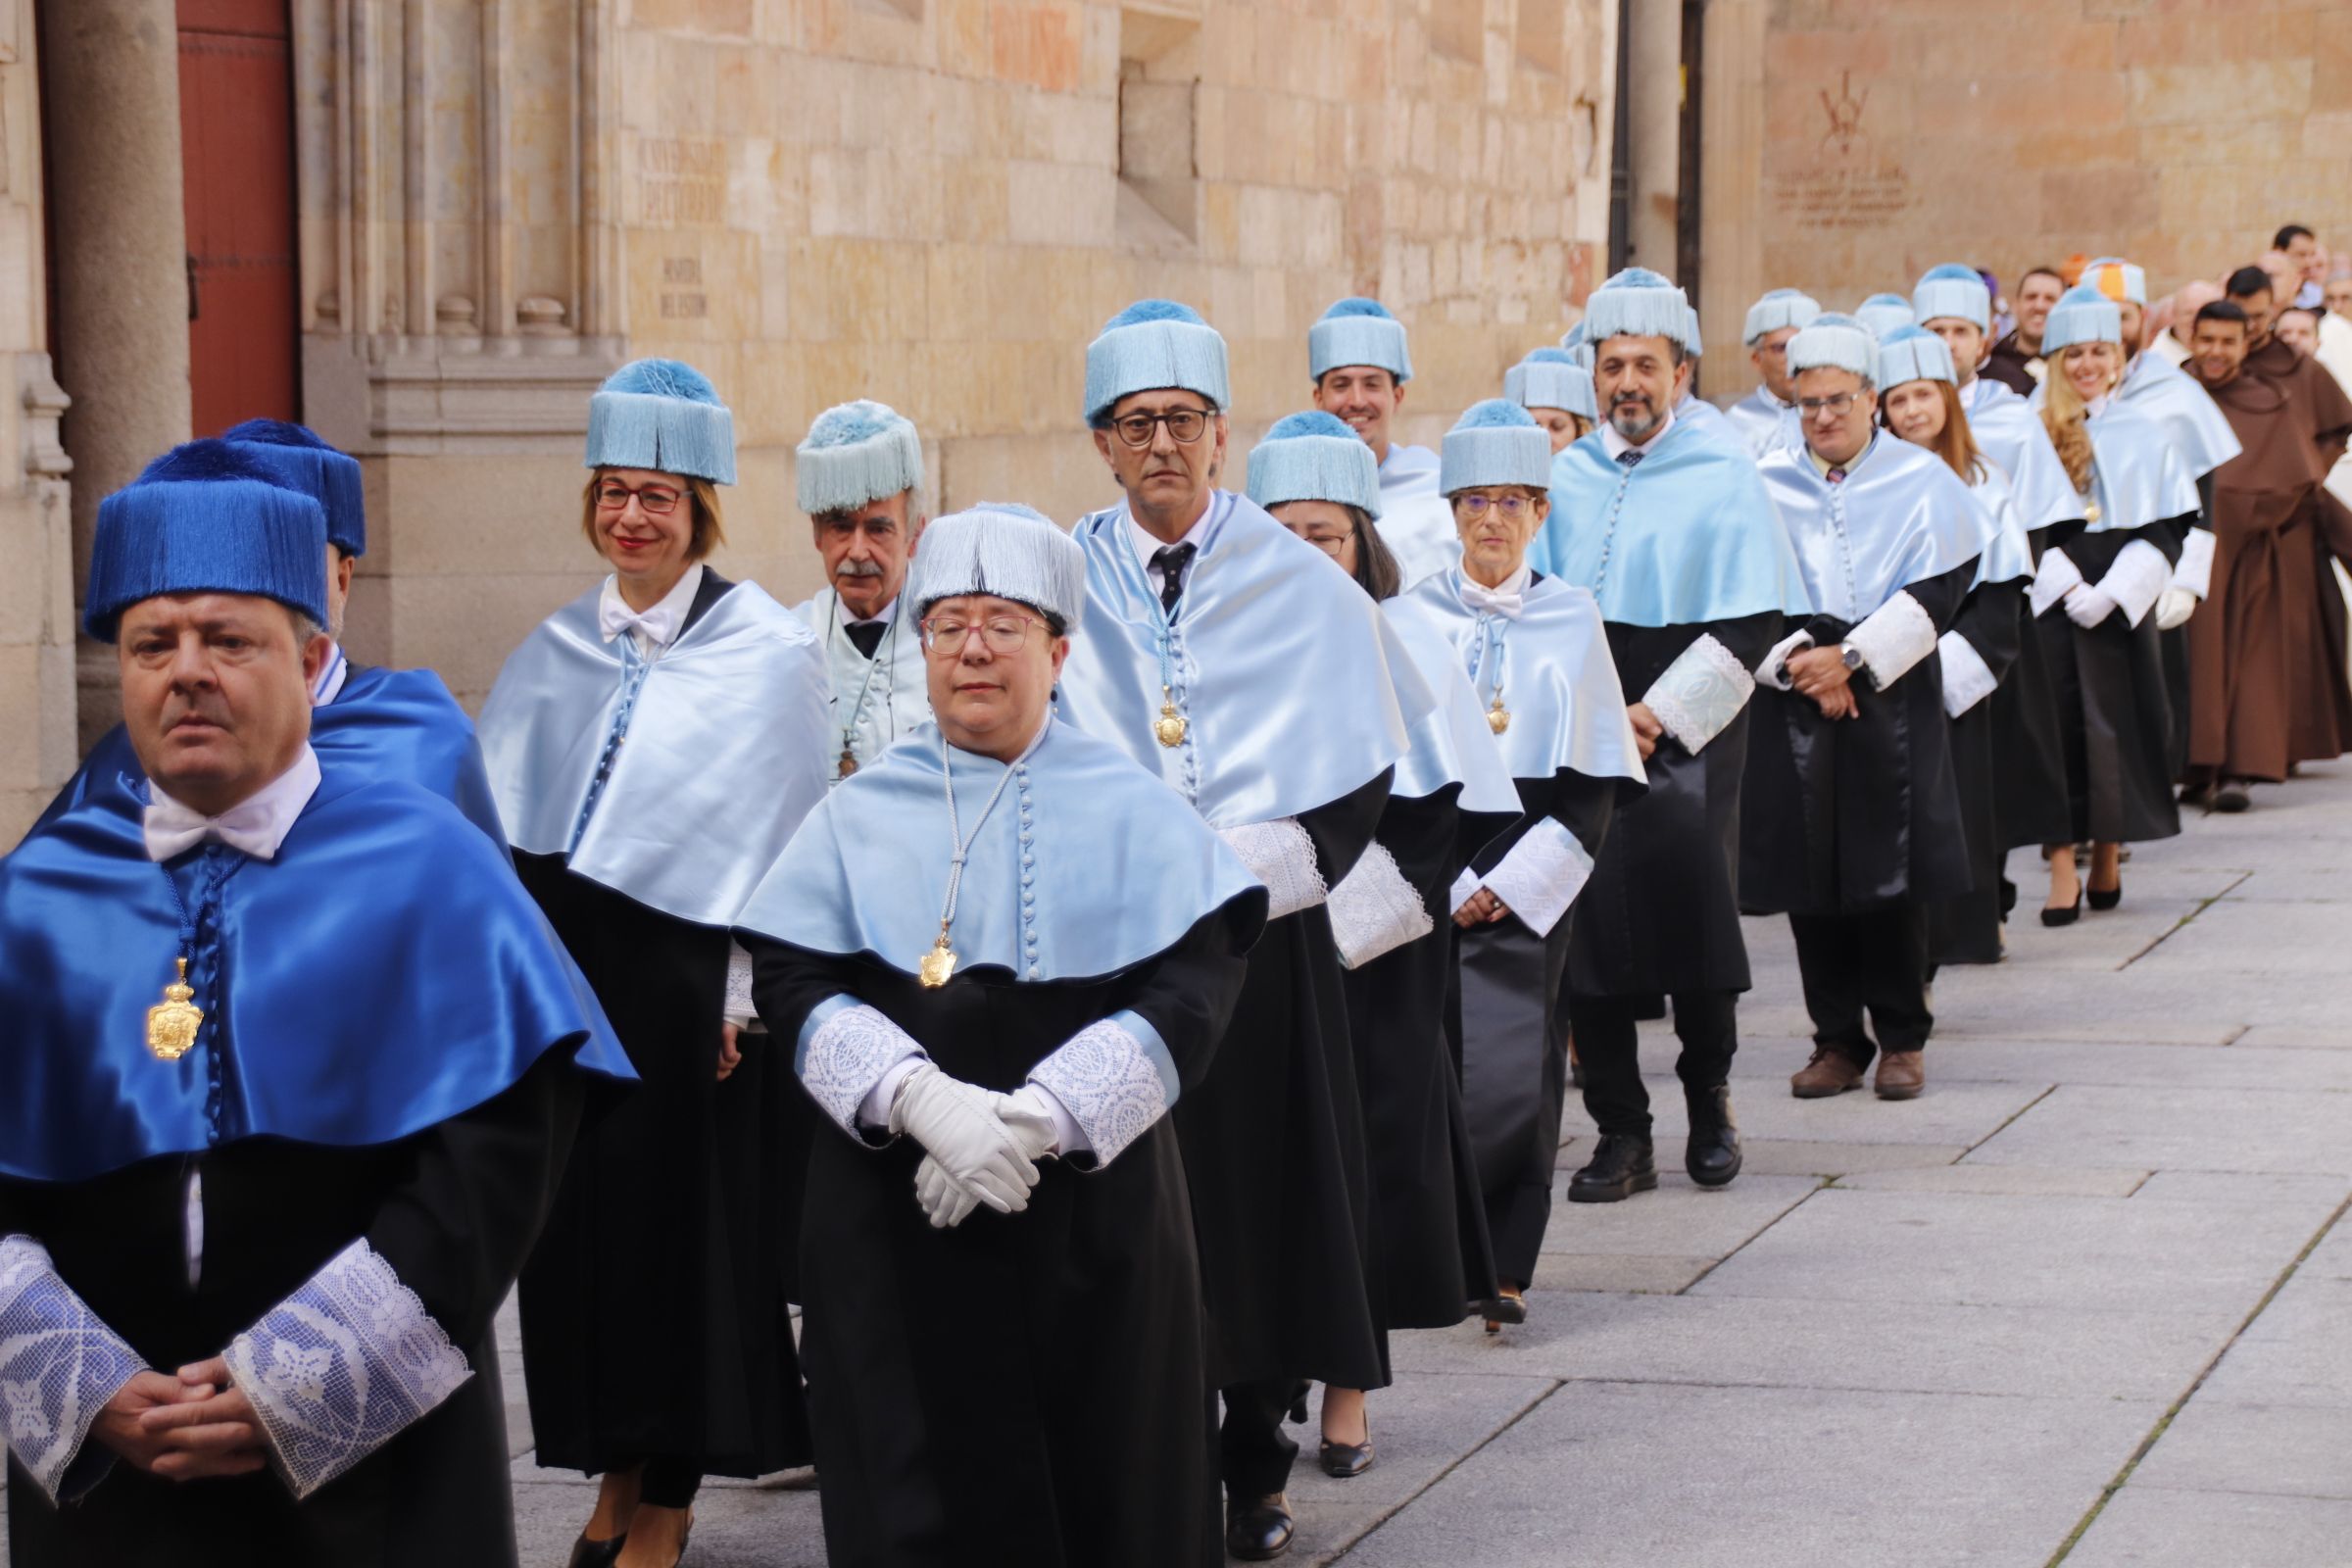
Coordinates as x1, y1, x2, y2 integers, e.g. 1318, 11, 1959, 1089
1684, 1086, 1742, 1187
1319, 1430, 1376, 1479
565, 1535, 623, 1568
1568, 1133, 1657, 1203
1226, 1493, 1295, 1561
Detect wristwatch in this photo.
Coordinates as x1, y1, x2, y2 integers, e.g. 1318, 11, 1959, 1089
1838, 643, 1865, 671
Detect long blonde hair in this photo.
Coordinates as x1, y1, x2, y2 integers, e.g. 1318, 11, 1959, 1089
2038, 347, 2110, 495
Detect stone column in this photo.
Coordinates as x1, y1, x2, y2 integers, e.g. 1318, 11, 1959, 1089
45, 0, 192, 746
1623, 0, 1682, 279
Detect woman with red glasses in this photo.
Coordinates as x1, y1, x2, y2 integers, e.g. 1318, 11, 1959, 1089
479, 359, 831, 1568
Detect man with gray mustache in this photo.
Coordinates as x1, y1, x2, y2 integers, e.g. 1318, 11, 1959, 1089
791, 401, 934, 780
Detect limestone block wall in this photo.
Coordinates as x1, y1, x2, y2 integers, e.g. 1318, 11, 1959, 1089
1696, 0, 2352, 398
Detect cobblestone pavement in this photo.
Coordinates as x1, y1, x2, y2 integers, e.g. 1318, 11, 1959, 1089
11, 763, 2347, 1566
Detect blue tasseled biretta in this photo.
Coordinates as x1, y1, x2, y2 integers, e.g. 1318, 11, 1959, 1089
220, 418, 366, 558
585, 357, 737, 485
86, 439, 328, 641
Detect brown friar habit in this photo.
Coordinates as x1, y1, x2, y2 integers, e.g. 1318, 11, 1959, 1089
2189, 365, 2352, 782
2240, 336, 2352, 767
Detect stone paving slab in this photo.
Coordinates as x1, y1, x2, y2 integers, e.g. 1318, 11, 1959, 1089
1833, 1162, 2150, 1196
1964, 1082, 2352, 1175
1562, 1070, 2049, 1147
2128, 1398, 2352, 1500
2129, 896, 2352, 975
2193, 1271, 2352, 1407
1333, 1381, 2164, 1568
1688, 1188, 2325, 1314
2062, 1487, 2352, 1567
1736, 1139, 1973, 1176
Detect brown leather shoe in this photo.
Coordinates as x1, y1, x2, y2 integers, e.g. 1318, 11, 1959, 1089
1791, 1048, 1865, 1098
1874, 1050, 1924, 1100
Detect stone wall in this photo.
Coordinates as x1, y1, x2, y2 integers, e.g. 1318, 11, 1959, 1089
295, 0, 1617, 709
1695, 0, 2352, 396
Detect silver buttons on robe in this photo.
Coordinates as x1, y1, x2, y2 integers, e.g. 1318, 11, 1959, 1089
569, 647, 653, 854
1016, 761, 1042, 980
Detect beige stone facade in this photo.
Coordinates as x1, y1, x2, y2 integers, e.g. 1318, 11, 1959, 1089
1692, 0, 2352, 396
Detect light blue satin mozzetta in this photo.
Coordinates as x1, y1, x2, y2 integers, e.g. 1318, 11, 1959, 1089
1381, 602, 1525, 812
1959, 377, 2085, 533
1534, 415, 1813, 627
1386, 568, 1647, 789
2115, 351, 2243, 480
1379, 442, 1442, 502
1724, 387, 1797, 458
478, 578, 831, 927
1056, 490, 1434, 826
735, 717, 1264, 982
0, 762, 629, 1184
35, 663, 506, 848
2083, 400, 2203, 534
1967, 460, 2036, 588
1757, 435, 1996, 621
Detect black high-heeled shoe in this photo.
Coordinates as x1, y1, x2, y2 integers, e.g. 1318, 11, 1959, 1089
2087, 880, 2122, 911
2041, 890, 2083, 928
1319, 1421, 1376, 1479
565, 1535, 623, 1568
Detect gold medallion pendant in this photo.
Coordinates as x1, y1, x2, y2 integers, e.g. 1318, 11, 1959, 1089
838, 747, 858, 779
918, 931, 958, 989
146, 957, 203, 1061
1153, 686, 1188, 749
1487, 699, 1511, 735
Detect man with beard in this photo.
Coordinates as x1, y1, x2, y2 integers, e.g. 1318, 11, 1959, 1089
1725, 288, 1821, 458
791, 401, 933, 780
1310, 297, 1454, 587
1530, 268, 1809, 1200
1984, 266, 2066, 394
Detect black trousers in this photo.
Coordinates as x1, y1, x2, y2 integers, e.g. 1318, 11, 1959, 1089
1218, 1377, 1308, 1499
1570, 990, 1740, 1140
1788, 904, 1933, 1064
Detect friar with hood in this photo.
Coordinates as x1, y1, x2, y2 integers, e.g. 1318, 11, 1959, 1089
1529, 267, 1810, 1208
1749, 313, 1995, 1104
1055, 298, 1434, 1563
738, 503, 1266, 1567
0, 443, 626, 1566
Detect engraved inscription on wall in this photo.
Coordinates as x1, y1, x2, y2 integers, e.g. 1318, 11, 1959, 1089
639, 138, 725, 226
659, 256, 708, 318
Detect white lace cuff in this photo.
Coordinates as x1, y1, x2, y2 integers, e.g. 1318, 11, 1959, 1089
2097, 539, 2174, 626
1327, 842, 1434, 970
2030, 547, 2083, 616
1217, 817, 1327, 920
2169, 526, 2215, 600
795, 995, 926, 1136
1026, 1009, 1179, 1166
1845, 590, 1938, 689
1756, 628, 1817, 690
1642, 632, 1754, 752
1938, 630, 1998, 718
225, 1239, 470, 1501
1448, 865, 1482, 915
1480, 816, 1594, 939
723, 942, 760, 1032
0, 1235, 147, 1503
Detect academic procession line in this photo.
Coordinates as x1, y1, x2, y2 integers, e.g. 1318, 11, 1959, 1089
3, 221, 2349, 1568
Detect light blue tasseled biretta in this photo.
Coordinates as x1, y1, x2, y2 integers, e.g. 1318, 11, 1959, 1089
1503, 347, 1596, 420
1855, 292, 1917, 340
1743, 287, 1822, 343
1912, 264, 1991, 332
85, 439, 328, 641
1246, 410, 1384, 517
1307, 297, 1413, 383
1787, 313, 1881, 380
908, 503, 1086, 630
584, 357, 737, 485
1876, 324, 1957, 390
1441, 399, 1553, 494
1580, 267, 1694, 350
2041, 284, 2123, 353
221, 419, 366, 558
1084, 299, 1229, 428
797, 399, 924, 517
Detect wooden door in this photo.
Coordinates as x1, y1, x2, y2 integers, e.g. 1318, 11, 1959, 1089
178, 0, 298, 435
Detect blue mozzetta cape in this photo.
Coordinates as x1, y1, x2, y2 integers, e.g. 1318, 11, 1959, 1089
1056, 490, 1434, 827
478, 578, 830, 927
735, 718, 1264, 983
1534, 415, 1812, 627
1960, 377, 2084, 533
2114, 350, 2243, 480
39, 664, 503, 847
1382, 603, 1524, 812
1757, 435, 1997, 621
1385, 568, 1647, 790
2082, 400, 2203, 533
1968, 461, 2036, 588
0, 761, 628, 1183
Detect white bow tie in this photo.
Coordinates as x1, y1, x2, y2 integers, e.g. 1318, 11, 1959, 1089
1459, 576, 1526, 620
143, 794, 286, 863
599, 597, 681, 649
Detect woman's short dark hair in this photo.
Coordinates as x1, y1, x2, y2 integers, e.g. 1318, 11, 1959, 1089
1348, 505, 1403, 602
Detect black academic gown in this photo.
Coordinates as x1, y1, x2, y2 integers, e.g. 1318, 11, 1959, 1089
1340, 784, 1508, 1345
1453, 767, 1625, 1290
1565, 611, 1785, 1001
1929, 576, 2028, 964
1, 1058, 580, 1568
2035, 518, 2189, 846
1992, 527, 2078, 850
514, 569, 813, 1481
745, 906, 1255, 1568
1740, 560, 1978, 915
1180, 771, 1393, 1396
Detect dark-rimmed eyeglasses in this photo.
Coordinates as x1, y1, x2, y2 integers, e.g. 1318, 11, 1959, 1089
919, 613, 1051, 655
595, 480, 684, 514
1454, 494, 1533, 518
1798, 392, 1862, 417
1108, 409, 1211, 449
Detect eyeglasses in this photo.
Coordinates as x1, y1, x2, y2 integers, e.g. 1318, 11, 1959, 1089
595, 480, 684, 514
1292, 527, 1354, 557
1108, 409, 1211, 448
1453, 494, 1534, 518
919, 613, 1050, 655
1797, 392, 1862, 417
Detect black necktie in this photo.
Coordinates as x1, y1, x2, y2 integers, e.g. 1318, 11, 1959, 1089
1152, 544, 1196, 617
1616, 448, 1643, 468
845, 619, 887, 659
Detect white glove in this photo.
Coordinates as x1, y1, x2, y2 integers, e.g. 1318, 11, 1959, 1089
889, 1062, 1042, 1220
2154, 586, 2198, 631
911, 1086, 1060, 1229
2064, 583, 2118, 628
